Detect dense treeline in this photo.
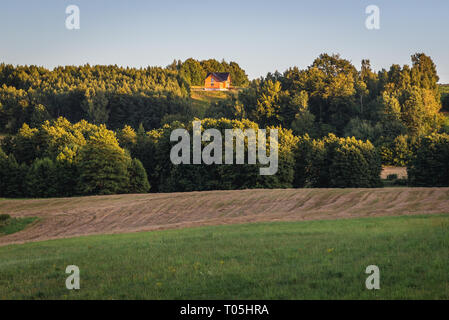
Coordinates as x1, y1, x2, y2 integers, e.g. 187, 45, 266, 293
0, 119, 149, 197
169, 58, 249, 87
0, 117, 384, 197
1, 116, 448, 198
0, 59, 248, 134
1, 53, 448, 197
218, 53, 448, 166
0, 64, 190, 133
237, 53, 442, 135
126, 118, 297, 192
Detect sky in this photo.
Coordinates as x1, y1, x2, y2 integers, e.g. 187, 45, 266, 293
1, 0, 449, 82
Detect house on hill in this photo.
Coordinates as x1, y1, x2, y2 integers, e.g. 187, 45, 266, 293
204, 72, 231, 90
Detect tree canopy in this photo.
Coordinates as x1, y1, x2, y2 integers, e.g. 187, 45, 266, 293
1, 52, 447, 196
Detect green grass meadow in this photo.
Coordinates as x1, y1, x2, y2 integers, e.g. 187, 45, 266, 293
0, 214, 448, 300
0, 216, 38, 236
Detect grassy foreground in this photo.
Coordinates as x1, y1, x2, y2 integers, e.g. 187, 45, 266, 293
0, 214, 448, 300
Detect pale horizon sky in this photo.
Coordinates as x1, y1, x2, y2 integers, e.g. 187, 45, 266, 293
1, 0, 449, 83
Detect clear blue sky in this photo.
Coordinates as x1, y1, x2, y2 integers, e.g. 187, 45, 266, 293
1, 0, 448, 82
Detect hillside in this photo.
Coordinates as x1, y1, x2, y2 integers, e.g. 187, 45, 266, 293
190, 88, 239, 114
1, 187, 448, 246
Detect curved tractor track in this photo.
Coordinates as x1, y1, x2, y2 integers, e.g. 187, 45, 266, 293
0, 188, 448, 246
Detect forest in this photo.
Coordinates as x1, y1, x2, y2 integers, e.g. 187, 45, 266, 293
0, 55, 448, 197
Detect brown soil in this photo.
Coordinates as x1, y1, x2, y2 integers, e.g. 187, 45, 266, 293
0, 188, 448, 246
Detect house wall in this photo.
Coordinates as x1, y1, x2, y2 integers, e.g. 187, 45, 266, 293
204, 75, 231, 89
204, 75, 220, 89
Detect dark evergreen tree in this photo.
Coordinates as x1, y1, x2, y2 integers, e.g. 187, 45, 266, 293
25, 158, 58, 198
127, 158, 151, 193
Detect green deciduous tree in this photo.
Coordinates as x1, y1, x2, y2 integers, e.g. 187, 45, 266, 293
179, 58, 205, 86
408, 133, 449, 187
78, 126, 131, 195
293, 134, 382, 188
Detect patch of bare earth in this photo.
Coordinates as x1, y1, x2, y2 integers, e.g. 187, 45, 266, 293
0, 188, 448, 246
